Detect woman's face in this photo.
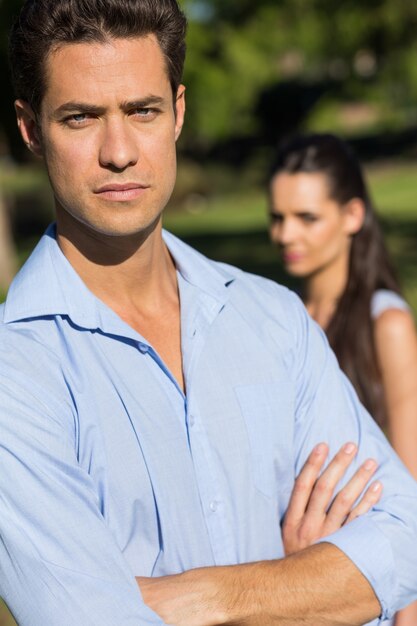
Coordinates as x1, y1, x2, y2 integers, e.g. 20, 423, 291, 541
269, 171, 355, 278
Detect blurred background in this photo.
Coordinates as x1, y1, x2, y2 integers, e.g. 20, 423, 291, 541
0, 0, 417, 621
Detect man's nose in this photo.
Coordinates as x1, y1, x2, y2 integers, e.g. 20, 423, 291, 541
99, 119, 138, 170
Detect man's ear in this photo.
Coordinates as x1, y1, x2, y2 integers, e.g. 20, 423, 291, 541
343, 197, 365, 236
174, 85, 186, 141
14, 99, 43, 158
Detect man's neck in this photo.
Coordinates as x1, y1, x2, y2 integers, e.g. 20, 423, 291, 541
57, 215, 185, 391
56, 217, 178, 317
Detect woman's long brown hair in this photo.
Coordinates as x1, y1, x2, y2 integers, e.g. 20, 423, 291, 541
269, 133, 402, 426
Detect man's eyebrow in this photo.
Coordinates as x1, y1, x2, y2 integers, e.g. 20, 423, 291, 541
121, 95, 166, 109
53, 102, 106, 116
53, 95, 167, 117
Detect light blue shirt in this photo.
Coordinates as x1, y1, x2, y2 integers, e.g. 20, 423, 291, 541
0, 225, 416, 626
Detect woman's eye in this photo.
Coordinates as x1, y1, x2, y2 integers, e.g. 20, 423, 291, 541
270, 213, 283, 224
300, 213, 318, 223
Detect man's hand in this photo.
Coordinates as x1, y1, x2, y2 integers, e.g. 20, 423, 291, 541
282, 442, 382, 555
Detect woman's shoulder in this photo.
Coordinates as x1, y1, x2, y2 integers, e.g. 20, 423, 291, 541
373, 292, 417, 399
372, 290, 416, 350
371, 289, 410, 320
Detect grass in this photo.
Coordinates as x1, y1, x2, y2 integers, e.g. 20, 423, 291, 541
369, 164, 417, 310
164, 160, 417, 231
369, 162, 417, 217
0, 160, 416, 623
0, 604, 15, 626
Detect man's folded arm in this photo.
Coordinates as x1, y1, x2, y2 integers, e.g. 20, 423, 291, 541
0, 371, 165, 626
139, 540, 381, 626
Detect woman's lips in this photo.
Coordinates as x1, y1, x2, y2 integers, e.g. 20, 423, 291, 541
282, 251, 305, 263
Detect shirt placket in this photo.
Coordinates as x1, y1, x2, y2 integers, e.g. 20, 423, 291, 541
179, 278, 236, 565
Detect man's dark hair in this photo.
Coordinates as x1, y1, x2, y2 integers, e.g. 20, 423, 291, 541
9, 0, 187, 114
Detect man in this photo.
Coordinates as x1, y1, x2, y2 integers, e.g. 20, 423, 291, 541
1, 1, 416, 624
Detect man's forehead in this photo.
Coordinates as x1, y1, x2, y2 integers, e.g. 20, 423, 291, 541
43, 35, 172, 106
47, 34, 164, 71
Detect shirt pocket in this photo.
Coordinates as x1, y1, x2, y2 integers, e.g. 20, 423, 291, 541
234, 382, 295, 500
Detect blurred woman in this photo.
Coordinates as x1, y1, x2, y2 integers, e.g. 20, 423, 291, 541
268, 133, 417, 626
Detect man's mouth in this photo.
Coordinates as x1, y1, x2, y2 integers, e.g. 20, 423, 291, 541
94, 183, 150, 201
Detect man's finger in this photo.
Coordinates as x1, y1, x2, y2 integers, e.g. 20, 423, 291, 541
323, 458, 378, 533
305, 442, 358, 519
345, 481, 383, 523
284, 443, 329, 526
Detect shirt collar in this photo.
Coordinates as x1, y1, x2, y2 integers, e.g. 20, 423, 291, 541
162, 230, 235, 299
3, 224, 236, 334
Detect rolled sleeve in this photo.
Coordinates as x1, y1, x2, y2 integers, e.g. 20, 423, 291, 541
317, 516, 396, 621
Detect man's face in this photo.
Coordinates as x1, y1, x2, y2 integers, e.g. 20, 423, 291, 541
16, 35, 185, 240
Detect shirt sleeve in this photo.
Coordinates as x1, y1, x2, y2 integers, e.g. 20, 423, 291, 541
371, 289, 410, 320
0, 359, 166, 625
288, 292, 417, 622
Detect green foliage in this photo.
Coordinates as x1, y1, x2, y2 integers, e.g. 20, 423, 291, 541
182, 11, 282, 144
179, 0, 417, 147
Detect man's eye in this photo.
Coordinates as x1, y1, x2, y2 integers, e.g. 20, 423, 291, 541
132, 108, 158, 120
63, 113, 90, 127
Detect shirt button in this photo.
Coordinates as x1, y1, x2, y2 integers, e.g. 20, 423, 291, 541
209, 500, 219, 513
138, 342, 149, 354
188, 414, 195, 427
